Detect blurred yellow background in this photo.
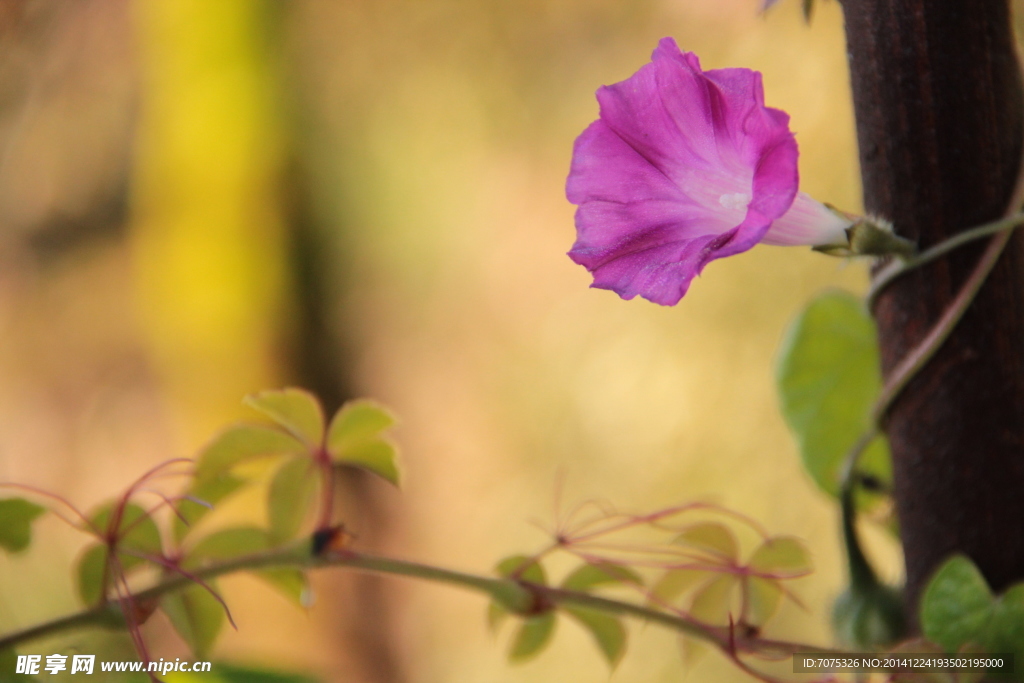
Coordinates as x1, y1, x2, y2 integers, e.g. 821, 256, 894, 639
0, 0, 902, 681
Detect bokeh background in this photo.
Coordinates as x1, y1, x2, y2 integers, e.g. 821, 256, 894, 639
0, 0, 905, 681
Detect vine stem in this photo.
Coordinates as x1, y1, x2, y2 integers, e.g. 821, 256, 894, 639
871, 226, 1014, 425
838, 226, 1016, 510
867, 211, 1024, 308
845, 139, 1024, 484
836, 145, 1024, 595
0, 542, 839, 658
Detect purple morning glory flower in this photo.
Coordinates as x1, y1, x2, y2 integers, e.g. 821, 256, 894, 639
567, 38, 851, 305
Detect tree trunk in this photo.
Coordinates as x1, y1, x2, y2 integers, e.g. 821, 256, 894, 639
841, 0, 1024, 620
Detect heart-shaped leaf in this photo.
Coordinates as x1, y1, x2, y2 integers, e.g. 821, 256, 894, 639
0, 498, 45, 553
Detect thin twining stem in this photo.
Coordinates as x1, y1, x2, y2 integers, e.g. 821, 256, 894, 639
0, 541, 842, 659
834, 227, 1009, 602
841, 213, 1021, 495
839, 225, 1015, 498
872, 227, 1014, 425
868, 211, 1024, 307
837, 155, 1024, 589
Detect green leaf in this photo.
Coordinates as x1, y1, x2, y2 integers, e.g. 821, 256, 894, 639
746, 577, 784, 626
79, 502, 162, 606
973, 583, 1024, 679
564, 606, 627, 666
0, 649, 38, 681
488, 600, 510, 633
254, 568, 310, 607
267, 456, 318, 544
161, 583, 226, 658
650, 569, 710, 606
675, 523, 738, 562
496, 555, 546, 584
748, 536, 812, 578
196, 425, 305, 482
326, 400, 400, 486
561, 562, 642, 591
88, 501, 163, 557
187, 527, 270, 564
326, 400, 396, 452
776, 291, 891, 498
332, 441, 400, 487
244, 389, 325, 449
920, 555, 993, 652
77, 544, 109, 606
509, 612, 556, 662
174, 473, 246, 542
689, 575, 737, 625
678, 635, 709, 669
0, 498, 45, 553
489, 579, 534, 614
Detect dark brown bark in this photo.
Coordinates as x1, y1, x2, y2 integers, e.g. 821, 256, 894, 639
841, 0, 1024, 618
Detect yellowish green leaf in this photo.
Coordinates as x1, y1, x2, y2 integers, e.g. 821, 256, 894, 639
77, 544, 109, 606
89, 502, 162, 557
748, 536, 811, 578
651, 569, 710, 606
327, 400, 396, 452
326, 400, 400, 486
509, 612, 556, 662
488, 600, 510, 633
496, 555, 546, 584
161, 582, 226, 658
689, 575, 737, 625
675, 522, 738, 562
332, 440, 400, 487
561, 562, 642, 591
564, 606, 627, 666
746, 576, 784, 626
196, 425, 305, 482
679, 635, 709, 668
174, 473, 246, 542
267, 456, 319, 544
255, 568, 310, 607
0, 498, 45, 553
187, 527, 270, 564
244, 388, 325, 449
